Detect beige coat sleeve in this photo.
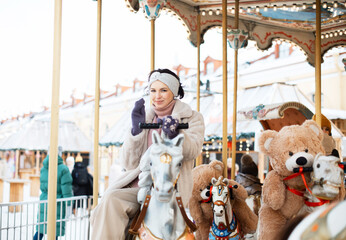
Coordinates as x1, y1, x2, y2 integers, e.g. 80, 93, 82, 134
121, 130, 148, 171
179, 111, 205, 161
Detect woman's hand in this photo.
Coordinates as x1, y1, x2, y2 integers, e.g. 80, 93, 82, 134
162, 116, 179, 139
131, 98, 145, 136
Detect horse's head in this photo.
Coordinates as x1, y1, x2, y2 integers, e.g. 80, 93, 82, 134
311, 153, 344, 200
211, 176, 230, 217
149, 131, 184, 202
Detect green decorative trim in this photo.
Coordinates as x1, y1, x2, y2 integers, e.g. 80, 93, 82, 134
204, 132, 255, 142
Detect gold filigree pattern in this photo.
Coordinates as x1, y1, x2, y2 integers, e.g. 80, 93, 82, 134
160, 153, 172, 164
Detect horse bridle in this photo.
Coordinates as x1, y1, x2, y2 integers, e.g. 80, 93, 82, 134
150, 153, 181, 190
212, 183, 232, 232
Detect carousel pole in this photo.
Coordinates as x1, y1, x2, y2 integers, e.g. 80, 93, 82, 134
196, 9, 202, 166
222, 0, 228, 178
15, 150, 19, 179
197, 9, 201, 113
93, 0, 102, 208
35, 151, 40, 175
230, 0, 239, 180
315, 0, 322, 127
151, 19, 155, 71
47, 0, 62, 238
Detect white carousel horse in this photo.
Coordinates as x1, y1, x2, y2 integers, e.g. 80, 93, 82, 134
129, 131, 195, 240
209, 176, 242, 240
299, 153, 344, 213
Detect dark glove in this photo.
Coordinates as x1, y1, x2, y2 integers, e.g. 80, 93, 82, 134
162, 116, 179, 139
131, 98, 145, 136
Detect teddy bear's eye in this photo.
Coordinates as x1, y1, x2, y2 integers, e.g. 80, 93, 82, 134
317, 163, 320, 168
305, 149, 308, 153
289, 151, 293, 156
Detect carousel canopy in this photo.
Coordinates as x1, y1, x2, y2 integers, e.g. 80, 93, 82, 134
126, 0, 346, 66
0, 119, 92, 152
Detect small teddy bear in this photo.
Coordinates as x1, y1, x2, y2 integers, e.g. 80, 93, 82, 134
189, 160, 224, 240
257, 120, 325, 240
189, 160, 258, 239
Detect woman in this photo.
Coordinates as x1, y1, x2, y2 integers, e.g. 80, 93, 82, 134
90, 68, 205, 239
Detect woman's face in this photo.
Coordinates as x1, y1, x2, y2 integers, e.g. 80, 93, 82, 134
150, 80, 174, 108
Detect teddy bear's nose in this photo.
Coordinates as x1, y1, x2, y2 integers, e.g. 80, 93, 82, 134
296, 157, 307, 166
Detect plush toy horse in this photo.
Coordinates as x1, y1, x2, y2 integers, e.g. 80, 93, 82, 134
129, 131, 196, 240
295, 153, 345, 213
209, 176, 243, 240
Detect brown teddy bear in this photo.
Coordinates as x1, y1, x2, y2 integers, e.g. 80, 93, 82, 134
257, 120, 325, 240
189, 160, 258, 239
189, 160, 224, 240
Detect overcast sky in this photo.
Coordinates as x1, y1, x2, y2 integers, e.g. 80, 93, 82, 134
0, 0, 231, 120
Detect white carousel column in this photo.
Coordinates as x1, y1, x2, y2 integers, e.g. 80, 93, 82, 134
93, 0, 102, 208
47, 0, 62, 238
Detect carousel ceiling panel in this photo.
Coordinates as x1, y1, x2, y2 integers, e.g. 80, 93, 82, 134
126, 0, 346, 66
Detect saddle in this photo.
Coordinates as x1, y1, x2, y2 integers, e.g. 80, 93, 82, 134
129, 195, 197, 237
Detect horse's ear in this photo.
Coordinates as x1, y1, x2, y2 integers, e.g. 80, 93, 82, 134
211, 177, 217, 185
152, 131, 163, 145
172, 133, 184, 147
223, 178, 229, 186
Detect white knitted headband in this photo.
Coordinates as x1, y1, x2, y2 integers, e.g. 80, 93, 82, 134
148, 72, 180, 97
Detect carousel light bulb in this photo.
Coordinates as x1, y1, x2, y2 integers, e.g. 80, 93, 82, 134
323, 2, 327, 8
333, 1, 338, 8
302, 3, 307, 9
344, 30, 346, 35
292, 4, 297, 10
283, 4, 287, 10
264, 6, 268, 11
339, 31, 343, 36
321, 34, 324, 39
329, 33, 333, 37
231, 8, 235, 14
334, 32, 338, 36
256, 6, 260, 12
216, 9, 220, 15
325, 34, 329, 38
209, 10, 213, 15
313, 3, 316, 9
202, 10, 206, 16
273, 5, 277, 11
247, 7, 251, 13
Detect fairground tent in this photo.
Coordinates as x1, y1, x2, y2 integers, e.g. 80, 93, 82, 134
0, 119, 92, 152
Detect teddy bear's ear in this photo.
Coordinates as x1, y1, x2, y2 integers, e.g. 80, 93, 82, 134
209, 160, 224, 174
258, 130, 277, 155
303, 120, 324, 141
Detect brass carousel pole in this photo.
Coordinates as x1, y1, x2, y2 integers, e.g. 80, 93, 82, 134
93, 0, 102, 208
196, 9, 202, 166
47, 0, 62, 238
230, 0, 239, 180
315, 0, 322, 127
222, 0, 228, 178
151, 19, 155, 71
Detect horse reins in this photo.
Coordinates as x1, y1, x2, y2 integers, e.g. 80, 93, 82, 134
283, 167, 330, 207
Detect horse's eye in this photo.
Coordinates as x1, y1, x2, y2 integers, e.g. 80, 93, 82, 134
149, 162, 152, 166
317, 163, 320, 168
178, 162, 182, 167
289, 151, 293, 156
305, 149, 308, 153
